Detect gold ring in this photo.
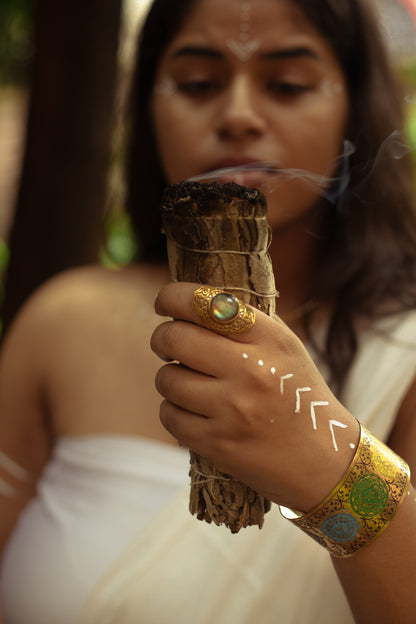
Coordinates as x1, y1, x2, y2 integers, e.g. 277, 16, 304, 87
192, 286, 255, 336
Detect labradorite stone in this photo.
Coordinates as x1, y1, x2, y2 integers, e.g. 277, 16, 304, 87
210, 293, 239, 322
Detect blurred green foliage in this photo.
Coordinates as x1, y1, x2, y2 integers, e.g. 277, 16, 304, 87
408, 101, 416, 151
0, 239, 10, 281
0, 0, 34, 85
100, 212, 138, 268
398, 58, 416, 146
0, 239, 10, 334
399, 59, 416, 146
400, 59, 416, 90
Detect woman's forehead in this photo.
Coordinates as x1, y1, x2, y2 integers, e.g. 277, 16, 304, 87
172, 0, 319, 40
161, 0, 340, 69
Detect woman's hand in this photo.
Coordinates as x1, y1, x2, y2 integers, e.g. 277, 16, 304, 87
151, 282, 360, 512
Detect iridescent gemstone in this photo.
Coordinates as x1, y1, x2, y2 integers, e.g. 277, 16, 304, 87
210, 293, 239, 323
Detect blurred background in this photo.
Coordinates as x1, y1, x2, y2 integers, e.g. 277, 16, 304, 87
0, 0, 415, 334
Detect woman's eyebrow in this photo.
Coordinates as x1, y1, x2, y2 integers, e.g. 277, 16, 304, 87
260, 46, 321, 61
172, 46, 223, 60
170, 44, 321, 62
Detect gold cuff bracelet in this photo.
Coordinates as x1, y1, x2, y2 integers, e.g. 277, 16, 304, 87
280, 424, 410, 558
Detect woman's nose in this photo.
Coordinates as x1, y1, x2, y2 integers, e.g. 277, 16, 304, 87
217, 76, 266, 141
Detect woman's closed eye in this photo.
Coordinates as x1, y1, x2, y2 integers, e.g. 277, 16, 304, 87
267, 81, 312, 97
177, 79, 221, 97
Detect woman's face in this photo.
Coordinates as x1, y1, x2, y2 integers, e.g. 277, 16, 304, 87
152, 0, 349, 231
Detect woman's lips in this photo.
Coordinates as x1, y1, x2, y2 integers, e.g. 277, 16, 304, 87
216, 168, 271, 188
188, 161, 278, 189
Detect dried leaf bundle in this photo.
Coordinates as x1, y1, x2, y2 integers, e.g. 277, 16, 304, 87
160, 181, 277, 533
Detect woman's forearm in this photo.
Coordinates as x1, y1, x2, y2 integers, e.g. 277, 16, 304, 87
333, 486, 416, 623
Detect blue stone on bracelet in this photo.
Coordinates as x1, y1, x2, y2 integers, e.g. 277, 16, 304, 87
322, 512, 360, 543
210, 293, 239, 323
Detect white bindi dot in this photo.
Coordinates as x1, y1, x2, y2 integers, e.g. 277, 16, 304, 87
349, 443, 356, 449
243, 353, 249, 359
258, 360, 264, 367
271, 367, 276, 375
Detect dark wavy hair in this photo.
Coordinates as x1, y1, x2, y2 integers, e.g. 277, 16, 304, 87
125, 0, 416, 392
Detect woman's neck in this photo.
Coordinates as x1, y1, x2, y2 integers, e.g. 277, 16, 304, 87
268, 218, 322, 322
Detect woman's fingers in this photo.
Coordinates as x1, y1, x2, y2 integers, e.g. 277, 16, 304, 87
159, 400, 214, 455
155, 362, 221, 416
151, 319, 246, 377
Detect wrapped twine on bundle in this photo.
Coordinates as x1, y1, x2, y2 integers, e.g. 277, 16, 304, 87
160, 181, 278, 533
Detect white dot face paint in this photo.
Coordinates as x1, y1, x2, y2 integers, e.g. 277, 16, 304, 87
320, 77, 344, 98
154, 76, 177, 97
243, 353, 249, 359
227, 39, 260, 62
271, 367, 276, 375
226, 1, 260, 62
258, 360, 264, 367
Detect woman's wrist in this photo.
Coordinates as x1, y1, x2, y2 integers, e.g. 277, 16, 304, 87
278, 408, 360, 514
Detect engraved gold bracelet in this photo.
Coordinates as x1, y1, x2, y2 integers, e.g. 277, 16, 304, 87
279, 424, 410, 558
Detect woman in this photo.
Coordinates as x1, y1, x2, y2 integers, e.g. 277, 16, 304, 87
1, 0, 416, 622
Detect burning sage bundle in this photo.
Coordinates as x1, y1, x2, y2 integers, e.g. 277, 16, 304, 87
160, 181, 277, 533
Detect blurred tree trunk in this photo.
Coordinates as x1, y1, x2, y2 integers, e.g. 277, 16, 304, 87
1, 0, 122, 335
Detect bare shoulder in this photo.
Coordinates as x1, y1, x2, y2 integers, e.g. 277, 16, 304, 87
4, 262, 171, 378
17, 262, 168, 320
0, 262, 171, 441
3, 262, 170, 347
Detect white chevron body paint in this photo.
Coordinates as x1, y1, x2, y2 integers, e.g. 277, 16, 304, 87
329, 420, 348, 452
295, 387, 311, 413
310, 401, 329, 430
280, 373, 294, 395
